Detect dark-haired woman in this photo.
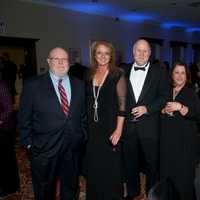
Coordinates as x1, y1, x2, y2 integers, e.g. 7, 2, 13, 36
84, 41, 126, 200
160, 62, 200, 200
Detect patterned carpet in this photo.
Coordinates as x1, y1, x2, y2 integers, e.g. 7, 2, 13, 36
15, 138, 86, 200
15, 139, 145, 200
16, 139, 34, 200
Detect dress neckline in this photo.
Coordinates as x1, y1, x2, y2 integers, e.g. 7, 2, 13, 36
92, 70, 109, 87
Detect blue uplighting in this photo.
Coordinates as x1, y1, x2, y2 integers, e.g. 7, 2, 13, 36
63, 2, 117, 16
161, 22, 188, 29
24, 0, 200, 29
61, 2, 155, 23
120, 13, 155, 22
186, 27, 200, 32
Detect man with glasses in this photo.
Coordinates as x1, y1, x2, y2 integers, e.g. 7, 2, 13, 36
18, 47, 87, 200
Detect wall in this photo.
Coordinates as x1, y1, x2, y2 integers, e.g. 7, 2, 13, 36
0, 0, 199, 73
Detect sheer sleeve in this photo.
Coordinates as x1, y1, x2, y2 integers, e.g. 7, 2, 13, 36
116, 70, 127, 117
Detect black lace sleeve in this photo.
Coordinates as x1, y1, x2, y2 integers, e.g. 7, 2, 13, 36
116, 70, 127, 117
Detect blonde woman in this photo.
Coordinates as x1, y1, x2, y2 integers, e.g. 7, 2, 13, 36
84, 41, 126, 200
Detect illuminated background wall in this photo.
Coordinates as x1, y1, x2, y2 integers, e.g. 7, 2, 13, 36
0, 0, 199, 73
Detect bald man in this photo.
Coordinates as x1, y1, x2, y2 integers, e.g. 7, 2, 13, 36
122, 39, 170, 199
18, 47, 87, 200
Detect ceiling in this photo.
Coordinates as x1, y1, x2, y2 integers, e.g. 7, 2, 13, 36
20, 0, 200, 32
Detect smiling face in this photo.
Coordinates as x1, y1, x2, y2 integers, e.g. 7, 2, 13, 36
47, 47, 69, 77
133, 39, 151, 66
172, 64, 187, 88
95, 44, 111, 67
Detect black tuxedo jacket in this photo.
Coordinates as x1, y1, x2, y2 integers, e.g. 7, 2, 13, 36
123, 63, 170, 139
18, 72, 87, 156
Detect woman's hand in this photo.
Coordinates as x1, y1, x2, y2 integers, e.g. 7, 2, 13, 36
165, 101, 182, 113
109, 129, 122, 146
161, 106, 173, 115
161, 107, 167, 114
0, 120, 3, 125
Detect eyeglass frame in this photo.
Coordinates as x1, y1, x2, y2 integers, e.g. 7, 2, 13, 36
49, 57, 69, 63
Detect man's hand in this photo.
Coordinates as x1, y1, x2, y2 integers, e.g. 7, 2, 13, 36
131, 106, 147, 119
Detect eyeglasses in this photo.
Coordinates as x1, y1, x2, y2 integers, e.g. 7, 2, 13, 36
49, 57, 69, 63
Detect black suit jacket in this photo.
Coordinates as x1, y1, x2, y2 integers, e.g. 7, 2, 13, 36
18, 72, 87, 156
123, 63, 170, 139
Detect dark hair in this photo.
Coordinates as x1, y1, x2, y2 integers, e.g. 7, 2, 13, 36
148, 178, 181, 200
88, 40, 117, 81
171, 61, 191, 87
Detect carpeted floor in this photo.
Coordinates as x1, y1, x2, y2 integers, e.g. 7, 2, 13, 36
15, 139, 34, 200
15, 139, 145, 200
15, 138, 86, 200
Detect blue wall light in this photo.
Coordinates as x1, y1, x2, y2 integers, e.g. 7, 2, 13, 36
120, 13, 155, 22
63, 2, 120, 17
161, 22, 188, 29
62, 2, 156, 23
186, 27, 200, 32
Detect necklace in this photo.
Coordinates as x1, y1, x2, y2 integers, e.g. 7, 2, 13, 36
173, 86, 182, 100
92, 70, 109, 122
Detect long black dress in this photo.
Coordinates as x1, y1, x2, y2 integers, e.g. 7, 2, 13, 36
160, 86, 200, 200
85, 69, 126, 200
0, 80, 20, 197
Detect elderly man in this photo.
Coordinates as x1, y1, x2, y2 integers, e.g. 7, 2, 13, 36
18, 47, 87, 200
123, 39, 170, 200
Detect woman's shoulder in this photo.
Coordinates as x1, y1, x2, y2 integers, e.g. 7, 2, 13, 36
182, 85, 200, 101
110, 67, 125, 79
184, 84, 196, 94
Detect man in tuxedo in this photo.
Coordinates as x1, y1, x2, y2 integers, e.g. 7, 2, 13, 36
123, 39, 169, 200
18, 47, 87, 200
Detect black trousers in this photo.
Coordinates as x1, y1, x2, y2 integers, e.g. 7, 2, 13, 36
195, 163, 200, 200
30, 143, 79, 200
0, 130, 20, 197
123, 124, 159, 198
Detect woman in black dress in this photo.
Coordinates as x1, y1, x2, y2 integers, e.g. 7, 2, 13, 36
0, 80, 20, 198
84, 41, 126, 200
160, 61, 200, 200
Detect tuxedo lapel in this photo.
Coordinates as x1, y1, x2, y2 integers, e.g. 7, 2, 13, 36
127, 65, 137, 104
128, 79, 137, 104
138, 63, 154, 102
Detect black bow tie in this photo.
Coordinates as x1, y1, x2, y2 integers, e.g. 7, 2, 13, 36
134, 66, 146, 71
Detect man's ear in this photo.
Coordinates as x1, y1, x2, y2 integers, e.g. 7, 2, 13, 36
47, 58, 50, 65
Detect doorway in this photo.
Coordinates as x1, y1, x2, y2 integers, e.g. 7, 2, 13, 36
0, 36, 39, 107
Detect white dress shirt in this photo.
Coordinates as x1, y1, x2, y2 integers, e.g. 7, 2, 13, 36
129, 62, 150, 102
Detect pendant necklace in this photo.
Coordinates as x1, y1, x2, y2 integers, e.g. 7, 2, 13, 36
92, 70, 108, 122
